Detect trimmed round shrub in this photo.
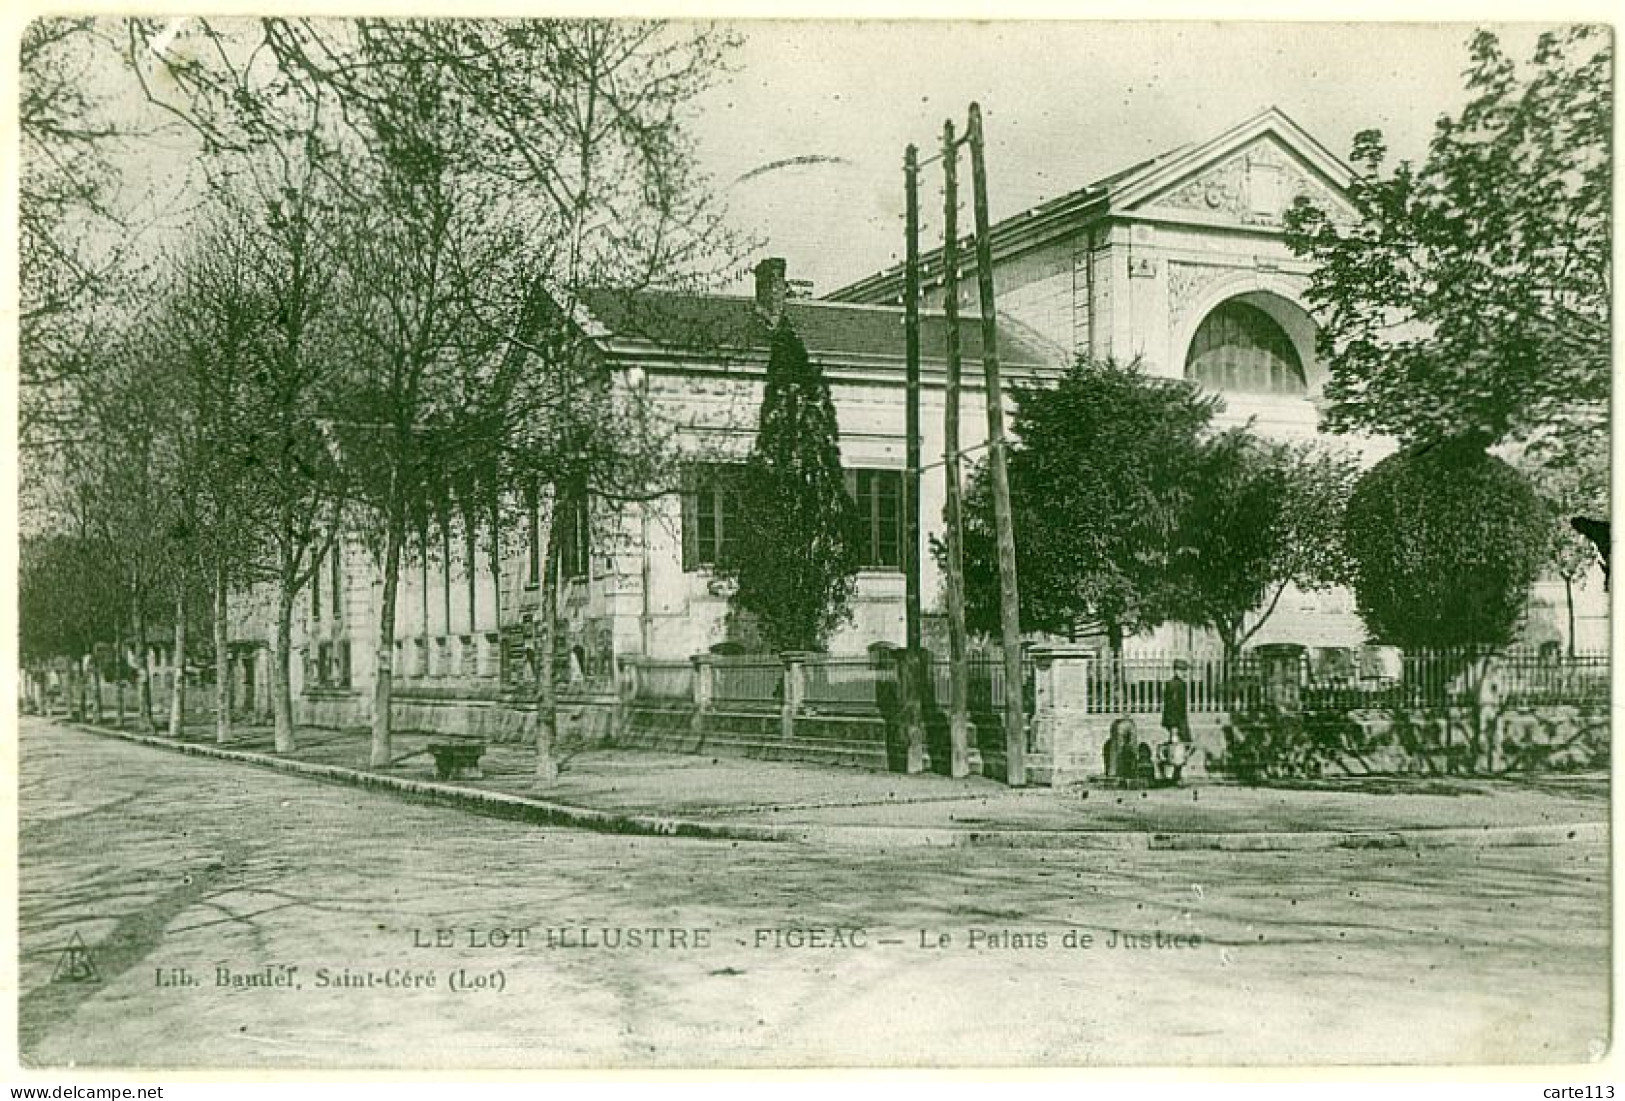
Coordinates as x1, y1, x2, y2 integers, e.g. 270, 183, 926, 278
1344, 437, 1547, 650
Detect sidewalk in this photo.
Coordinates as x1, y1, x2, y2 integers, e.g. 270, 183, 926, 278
58, 716, 1610, 849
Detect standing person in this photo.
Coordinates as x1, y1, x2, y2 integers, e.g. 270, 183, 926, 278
1159, 658, 1193, 783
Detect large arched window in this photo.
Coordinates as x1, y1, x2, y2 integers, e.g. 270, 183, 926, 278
1184, 300, 1306, 395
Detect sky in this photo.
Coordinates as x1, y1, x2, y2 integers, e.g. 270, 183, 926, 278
46, 17, 1566, 304
695, 20, 1548, 295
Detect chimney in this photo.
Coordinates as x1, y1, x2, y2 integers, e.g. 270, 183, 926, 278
754, 257, 788, 328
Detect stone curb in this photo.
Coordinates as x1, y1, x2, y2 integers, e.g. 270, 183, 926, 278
67, 722, 1608, 852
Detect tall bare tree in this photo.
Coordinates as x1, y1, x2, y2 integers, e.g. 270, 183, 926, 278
20, 20, 132, 446
57, 328, 184, 731
125, 17, 744, 775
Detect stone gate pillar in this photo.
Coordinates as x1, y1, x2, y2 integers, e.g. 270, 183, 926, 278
1027, 644, 1099, 785
780, 652, 808, 740
690, 654, 715, 738
1254, 643, 1307, 713
892, 646, 929, 775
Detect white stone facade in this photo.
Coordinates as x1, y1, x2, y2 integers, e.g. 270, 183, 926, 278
228, 107, 1606, 723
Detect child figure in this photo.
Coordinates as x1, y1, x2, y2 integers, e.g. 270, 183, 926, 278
1098, 721, 1150, 779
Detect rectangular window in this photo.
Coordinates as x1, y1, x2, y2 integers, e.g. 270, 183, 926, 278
558, 486, 591, 581
330, 544, 342, 623
526, 483, 541, 587
311, 556, 322, 620
850, 468, 904, 569
682, 463, 746, 571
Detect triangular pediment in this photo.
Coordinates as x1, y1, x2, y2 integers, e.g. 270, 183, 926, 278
826, 107, 1357, 305
1112, 108, 1358, 228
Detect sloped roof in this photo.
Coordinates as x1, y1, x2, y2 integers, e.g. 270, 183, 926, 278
576, 287, 1062, 371
829, 106, 1355, 305
1107, 105, 1354, 210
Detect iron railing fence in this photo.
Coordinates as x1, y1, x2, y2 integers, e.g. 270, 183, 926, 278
710, 658, 783, 709
802, 656, 897, 712
1093, 647, 1610, 714
595, 645, 1610, 718
1311, 648, 1612, 711
1087, 653, 1265, 715
926, 654, 1037, 716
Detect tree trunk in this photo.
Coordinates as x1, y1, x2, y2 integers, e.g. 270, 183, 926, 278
370, 519, 405, 769
1469, 653, 1502, 774
489, 507, 502, 651
168, 589, 187, 738
134, 597, 154, 731
1106, 620, 1126, 711
271, 586, 297, 753
112, 622, 125, 728
214, 562, 232, 744
534, 497, 561, 785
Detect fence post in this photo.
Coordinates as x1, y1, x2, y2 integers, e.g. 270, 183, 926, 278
780, 652, 808, 740
1026, 644, 1095, 786
690, 654, 715, 738
895, 647, 928, 774
1477, 654, 1506, 773
611, 657, 633, 739
1254, 643, 1306, 714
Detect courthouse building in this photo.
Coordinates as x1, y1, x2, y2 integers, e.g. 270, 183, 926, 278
228, 107, 1605, 726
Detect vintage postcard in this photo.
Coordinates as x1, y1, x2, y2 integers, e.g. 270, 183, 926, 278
9, 10, 1613, 1076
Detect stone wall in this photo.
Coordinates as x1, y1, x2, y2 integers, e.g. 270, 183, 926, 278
1214, 702, 1609, 779
289, 651, 1606, 785
1333, 704, 1608, 775
615, 699, 1012, 778
293, 687, 621, 746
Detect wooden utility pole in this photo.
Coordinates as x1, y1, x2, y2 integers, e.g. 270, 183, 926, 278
900, 144, 926, 774
903, 146, 923, 655
967, 101, 1026, 786
940, 119, 972, 779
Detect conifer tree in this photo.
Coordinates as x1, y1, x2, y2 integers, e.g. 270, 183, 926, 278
723, 318, 860, 653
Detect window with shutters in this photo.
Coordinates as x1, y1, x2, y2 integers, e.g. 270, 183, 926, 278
558, 485, 591, 580
330, 543, 343, 622
848, 468, 903, 570
681, 463, 746, 571
525, 482, 541, 587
